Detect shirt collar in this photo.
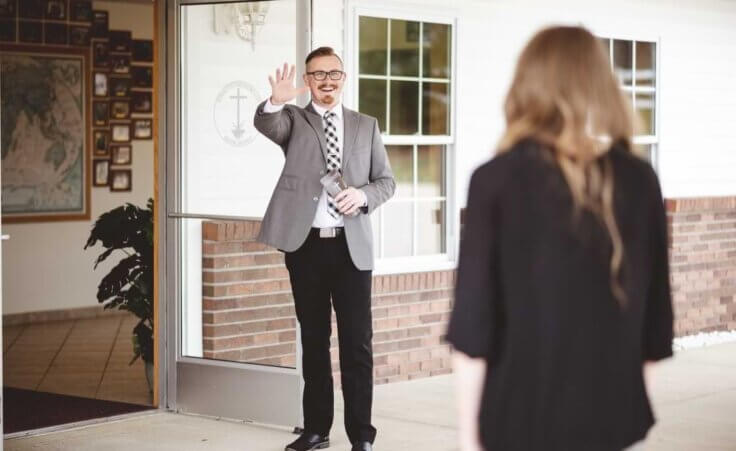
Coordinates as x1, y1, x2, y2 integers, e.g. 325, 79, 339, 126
311, 102, 343, 120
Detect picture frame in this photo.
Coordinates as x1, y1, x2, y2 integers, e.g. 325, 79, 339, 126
131, 65, 153, 88
0, 19, 15, 42
131, 91, 152, 113
109, 30, 131, 53
132, 39, 153, 62
110, 99, 130, 120
91, 10, 108, 37
111, 123, 131, 143
93, 71, 107, 96
93, 129, 111, 156
109, 168, 131, 192
92, 40, 109, 68
110, 54, 130, 74
18, 0, 43, 19
92, 100, 109, 126
109, 75, 131, 97
45, 0, 67, 20
93, 159, 109, 187
0, 0, 17, 19
70, 0, 92, 22
18, 21, 42, 43
132, 118, 152, 140
1, 45, 91, 223
110, 144, 132, 165
44, 22, 68, 46
69, 25, 91, 46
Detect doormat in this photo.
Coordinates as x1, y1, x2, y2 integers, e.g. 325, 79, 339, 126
3, 386, 153, 434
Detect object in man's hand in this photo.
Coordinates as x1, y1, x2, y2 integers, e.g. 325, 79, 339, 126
320, 170, 348, 198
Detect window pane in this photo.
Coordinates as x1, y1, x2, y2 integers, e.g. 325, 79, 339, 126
359, 78, 387, 132
613, 39, 632, 86
390, 19, 419, 76
422, 82, 450, 135
635, 41, 656, 87
417, 145, 444, 198
422, 22, 451, 78
383, 202, 413, 257
635, 91, 655, 136
386, 145, 413, 198
417, 201, 445, 255
359, 16, 387, 75
390, 80, 418, 134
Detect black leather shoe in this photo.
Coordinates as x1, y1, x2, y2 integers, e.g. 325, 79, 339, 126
285, 433, 330, 451
351, 441, 372, 451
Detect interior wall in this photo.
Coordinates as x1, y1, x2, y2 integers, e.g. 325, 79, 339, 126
2, 1, 154, 315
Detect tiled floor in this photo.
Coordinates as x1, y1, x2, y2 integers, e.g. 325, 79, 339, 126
3, 314, 153, 406
5, 342, 736, 450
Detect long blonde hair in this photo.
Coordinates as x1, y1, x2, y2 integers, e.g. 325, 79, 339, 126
498, 26, 638, 306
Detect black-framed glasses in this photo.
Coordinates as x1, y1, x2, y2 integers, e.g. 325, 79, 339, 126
306, 70, 345, 81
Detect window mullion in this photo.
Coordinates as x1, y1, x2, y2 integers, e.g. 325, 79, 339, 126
412, 143, 419, 256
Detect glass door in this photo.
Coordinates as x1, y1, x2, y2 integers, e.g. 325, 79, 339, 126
165, 0, 310, 428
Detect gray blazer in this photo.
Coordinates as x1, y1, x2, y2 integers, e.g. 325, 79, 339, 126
253, 100, 395, 270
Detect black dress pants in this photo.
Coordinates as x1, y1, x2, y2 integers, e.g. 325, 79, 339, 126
284, 229, 377, 444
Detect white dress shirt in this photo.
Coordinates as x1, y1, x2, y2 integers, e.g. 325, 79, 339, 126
264, 98, 345, 227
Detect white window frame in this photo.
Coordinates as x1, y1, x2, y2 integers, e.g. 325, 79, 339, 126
596, 32, 662, 172
344, 2, 458, 275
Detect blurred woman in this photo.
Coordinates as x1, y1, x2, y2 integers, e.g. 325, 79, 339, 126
446, 26, 673, 451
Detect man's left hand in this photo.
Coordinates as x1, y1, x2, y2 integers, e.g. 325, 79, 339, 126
335, 187, 367, 216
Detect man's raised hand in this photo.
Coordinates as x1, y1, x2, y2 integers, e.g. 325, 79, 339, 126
268, 63, 309, 105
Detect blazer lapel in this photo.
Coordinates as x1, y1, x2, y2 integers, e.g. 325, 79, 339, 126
304, 103, 329, 164
342, 106, 360, 167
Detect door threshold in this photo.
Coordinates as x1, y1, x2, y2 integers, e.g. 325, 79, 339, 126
4, 407, 162, 440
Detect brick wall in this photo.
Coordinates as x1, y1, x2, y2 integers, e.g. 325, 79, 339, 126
201, 220, 453, 387
667, 196, 736, 336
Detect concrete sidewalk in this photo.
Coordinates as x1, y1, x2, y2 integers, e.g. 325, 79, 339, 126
6, 342, 736, 450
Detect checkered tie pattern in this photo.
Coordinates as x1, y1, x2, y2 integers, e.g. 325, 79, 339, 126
324, 111, 342, 218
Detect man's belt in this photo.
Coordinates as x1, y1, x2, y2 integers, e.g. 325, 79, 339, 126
311, 227, 343, 238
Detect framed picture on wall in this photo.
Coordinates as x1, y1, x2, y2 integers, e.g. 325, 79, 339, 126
45, 0, 67, 20
1, 45, 92, 222
109, 75, 131, 97
110, 144, 131, 165
93, 71, 107, 96
110, 99, 130, 119
0, 0, 17, 18
132, 118, 152, 140
18, 0, 43, 19
70, 25, 91, 46
109, 30, 131, 53
91, 10, 108, 37
0, 20, 15, 42
19, 21, 42, 43
131, 65, 153, 88
110, 54, 130, 74
93, 40, 109, 68
93, 129, 110, 157
110, 169, 132, 191
70, 0, 92, 22
93, 100, 109, 126
111, 123, 131, 143
132, 39, 153, 62
93, 159, 109, 186
44, 22, 68, 45
131, 91, 152, 113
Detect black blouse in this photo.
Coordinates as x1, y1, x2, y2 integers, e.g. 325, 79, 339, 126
446, 139, 674, 451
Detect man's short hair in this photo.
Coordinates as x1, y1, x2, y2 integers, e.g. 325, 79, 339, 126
305, 46, 343, 67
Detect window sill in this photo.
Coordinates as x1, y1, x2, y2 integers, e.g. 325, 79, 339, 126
372, 255, 457, 276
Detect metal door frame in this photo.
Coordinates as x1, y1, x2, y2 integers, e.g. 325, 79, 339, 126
162, 0, 311, 428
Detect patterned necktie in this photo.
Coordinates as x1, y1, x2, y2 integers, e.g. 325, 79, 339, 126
324, 111, 341, 218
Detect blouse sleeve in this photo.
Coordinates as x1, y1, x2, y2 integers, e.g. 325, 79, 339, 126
643, 168, 674, 361
446, 166, 502, 360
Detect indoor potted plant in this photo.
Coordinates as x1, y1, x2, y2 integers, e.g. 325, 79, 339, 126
85, 198, 154, 392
